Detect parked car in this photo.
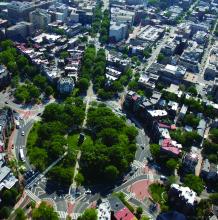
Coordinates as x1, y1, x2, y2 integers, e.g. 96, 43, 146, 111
160, 175, 168, 181
85, 189, 91, 194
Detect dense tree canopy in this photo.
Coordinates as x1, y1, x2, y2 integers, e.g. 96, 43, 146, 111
15, 208, 26, 220
0, 187, 19, 219
32, 202, 59, 220
0, 40, 51, 102
80, 105, 138, 183
27, 100, 85, 186
150, 144, 160, 158
99, 10, 110, 43
166, 158, 178, 172
182, 113, 200, 128
170, 129, 201, 150
78, 208, 97, 220
184, 174, 204, 195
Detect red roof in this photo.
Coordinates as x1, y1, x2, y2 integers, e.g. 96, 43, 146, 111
161, 139, 180, 156
0, 146, 3, 152
114, 207, 135, 220
132, 94, 139, 101
158, 123, 176, 130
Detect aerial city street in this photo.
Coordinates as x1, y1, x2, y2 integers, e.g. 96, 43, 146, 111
0, 0, 218, 219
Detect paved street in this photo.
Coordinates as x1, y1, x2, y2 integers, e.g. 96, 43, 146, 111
14, 119, 34, 170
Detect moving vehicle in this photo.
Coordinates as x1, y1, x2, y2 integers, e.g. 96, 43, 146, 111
15, 121, 20, 129
21, 131, 25, 136
19, 149, 25, 162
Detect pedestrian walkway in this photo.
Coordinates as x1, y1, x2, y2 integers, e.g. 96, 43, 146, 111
132, 160, 145, 169
71, 213, 81, 219
57, 211, 67, 219
25, 189, 41, 203
64, 194, 72, 201
122, 191, 137, 201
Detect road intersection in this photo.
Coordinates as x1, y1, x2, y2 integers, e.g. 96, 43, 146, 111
2, 85, 160, 219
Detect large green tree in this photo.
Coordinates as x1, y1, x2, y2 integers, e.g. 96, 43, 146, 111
15, 208, 26, 220
78, 208, 97, 220
32, 202, 59, 220
184, 174, 204, 195
104, 165, 119, 182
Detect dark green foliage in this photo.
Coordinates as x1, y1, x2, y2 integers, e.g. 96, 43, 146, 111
209, 129, 218, 144
187, 86, 198, 96
0, 187, 19, 218
170, 130, 201, 150
210, 193, 218, 205
48, 166, 74, 186
114, 192, 134, 213
32, 202, 59, 220
78, 208, 97, 220
91, 5, 102, 35
80, 106, 137, 183
182, 113, 200, 128
150, 144, 160, 158
157, 53, 166, 62
78, 78, 90, 92
45, 86, 53, 97
27, 101, 85, 186
184, 174, 204, 195
33, 75, 47, 90
195, 199, 211, 220
80, 45, 96, 80
166, 158, 178, 172
203, 140, 218, 163
15, 208, 26, 220
0, 206, 11, 219
99, 10, 110, 43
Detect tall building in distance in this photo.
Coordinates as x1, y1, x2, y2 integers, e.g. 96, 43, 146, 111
7, 0, 54, 22
30, 9, 51, 30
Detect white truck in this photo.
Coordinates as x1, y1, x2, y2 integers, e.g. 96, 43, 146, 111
19, 149, 25, 162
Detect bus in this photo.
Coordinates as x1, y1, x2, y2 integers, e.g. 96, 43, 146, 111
19, 149, 25, 162
15, 121, 20, 129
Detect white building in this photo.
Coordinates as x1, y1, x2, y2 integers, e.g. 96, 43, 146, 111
0, 154, 18, 192
97, 199, 111, 220
170, 184, 197, 207
109, 22, 127, 42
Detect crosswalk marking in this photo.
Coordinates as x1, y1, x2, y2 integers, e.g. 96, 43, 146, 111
57, 211, 67, 219
72, 213, 81, 220
64, 194, 72, 201
122, 191, 137, 201
132, 160, 145, 168
25, 189, 41, 203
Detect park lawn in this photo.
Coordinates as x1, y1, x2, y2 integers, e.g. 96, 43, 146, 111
67, 133, 93, 149
149, 183, 168, 204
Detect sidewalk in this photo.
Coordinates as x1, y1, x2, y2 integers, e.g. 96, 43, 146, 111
7, 127, 16, 160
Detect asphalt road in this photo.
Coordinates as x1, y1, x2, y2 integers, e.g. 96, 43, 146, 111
135, 129, 150, 162
15, 119, 34, 170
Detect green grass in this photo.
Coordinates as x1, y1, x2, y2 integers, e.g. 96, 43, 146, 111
149, 183, 168, 204
67, 134, 93, 149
